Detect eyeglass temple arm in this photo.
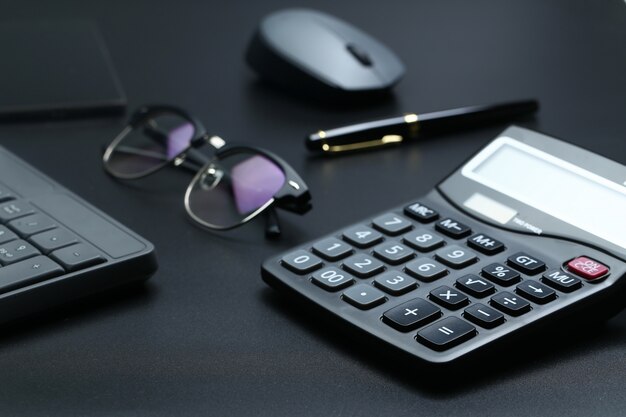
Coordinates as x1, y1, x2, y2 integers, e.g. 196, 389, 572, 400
264, 207, 281, 239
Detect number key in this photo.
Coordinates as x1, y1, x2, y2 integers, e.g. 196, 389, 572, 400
281, 250, 323, 274
403, 229, 444, 252
373, 271, 418, 295
373, 241, 414, 265
434, 245, 478, 269
405, 258, 448, 282
342, 225, 383, 248
311, 267, 354, 291
372, 213, 412, 235
312, 237, 352, 261
0, 239, 40, 265
343, 253, 385, 278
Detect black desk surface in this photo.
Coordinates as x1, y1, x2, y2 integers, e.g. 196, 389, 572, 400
1, 1, 625, 415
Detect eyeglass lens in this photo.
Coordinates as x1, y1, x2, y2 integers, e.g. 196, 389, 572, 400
106, 113, 195, 177
186, 151, 286, 229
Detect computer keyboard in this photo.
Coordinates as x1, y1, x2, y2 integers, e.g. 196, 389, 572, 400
0, 145, 157, 324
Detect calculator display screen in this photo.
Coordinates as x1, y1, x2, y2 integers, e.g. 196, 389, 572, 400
462, 137, 626, 250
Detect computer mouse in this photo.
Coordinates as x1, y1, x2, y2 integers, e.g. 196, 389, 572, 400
245, 8, 405, 101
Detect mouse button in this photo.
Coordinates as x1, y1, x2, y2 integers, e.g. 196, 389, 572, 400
346, 43, 373, 66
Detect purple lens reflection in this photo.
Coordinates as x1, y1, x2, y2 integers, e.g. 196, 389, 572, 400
231, 155, 285, 214
166, 122, 194, 158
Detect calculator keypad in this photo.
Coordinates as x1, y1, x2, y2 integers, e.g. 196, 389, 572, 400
272, 200, 597, 357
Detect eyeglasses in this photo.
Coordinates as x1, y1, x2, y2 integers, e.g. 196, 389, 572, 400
102, 105, 312, 238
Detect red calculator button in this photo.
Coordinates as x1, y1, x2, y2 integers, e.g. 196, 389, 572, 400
566, 257, 609, 280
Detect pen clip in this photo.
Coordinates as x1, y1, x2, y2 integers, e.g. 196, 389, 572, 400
321, 134, 404, 153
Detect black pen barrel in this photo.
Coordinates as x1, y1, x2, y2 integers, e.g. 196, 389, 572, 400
417, 100, 539, 135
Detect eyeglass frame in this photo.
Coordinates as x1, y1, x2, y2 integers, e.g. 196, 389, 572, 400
102, 105, 312, 235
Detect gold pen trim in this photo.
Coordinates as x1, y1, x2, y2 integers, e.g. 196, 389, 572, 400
404, 113, 420, 137
322, 135, 403, 153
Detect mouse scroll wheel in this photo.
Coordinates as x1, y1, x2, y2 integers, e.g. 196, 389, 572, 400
346, 43, 373, 67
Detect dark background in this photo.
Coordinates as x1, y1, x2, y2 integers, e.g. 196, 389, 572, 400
1, 0, 625, 415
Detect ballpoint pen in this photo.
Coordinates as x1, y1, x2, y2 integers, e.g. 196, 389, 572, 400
306, 99, 539, 153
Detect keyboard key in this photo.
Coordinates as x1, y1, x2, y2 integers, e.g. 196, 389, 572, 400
50, 243, 106, 272
281, 250, 323, 274
541, 270, 582, 292
0, 225, 18, 244
383, 298, 441, 331
8, 213, 57, 237
373, 271, 418, 295
311, 267, 354, 291
455, 274, 495, 298
0, 255, 64, 294
0, 200, 35, 222
373, 241, 414, 265
466, 233, 504, 255
434, 245, 478, 269
342, 225, 383, 248
435, 218, 471, 238
482, 263, 521, 286
507, 252, 546, 275
490, 291, 531, 316
0, 239, 40, 265
342, 284, 386, 310
516, 280, 557, 304
372, 213, 412, 235
342, 253, 385, 278
566, 256, 609, 281
405, 258, 447, 282
402, 229, 444, 252
312, 237, 352, 261
464, 303, 505, 329
429, 285, 469, 310
416, 317, 476, 351
29, 228, 79, 253
404, 202, 438, 223
0, 186, 14, 203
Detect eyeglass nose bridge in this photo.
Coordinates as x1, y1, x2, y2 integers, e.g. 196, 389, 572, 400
197, 163, 224, 190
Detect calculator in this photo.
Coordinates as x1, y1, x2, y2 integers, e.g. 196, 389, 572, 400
0, 146, 157, 324
262, 126, 626, 365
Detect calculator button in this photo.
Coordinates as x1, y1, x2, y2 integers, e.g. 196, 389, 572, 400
429, 285, 469, 310
50, 243, 106, 272
373, 241, 414, 265
383, 298, 441, 331
416, 317, 476, 351
0, 226, 18, 244
456, 274, 495, 298
516, 280, 556, 304
0, 255, 64, 295
0, 186, 14, 203
490, 291, 531, 316
482, 263, 521, 286
541, 270, 582, 292
342, 225, 383, 248
8, 213, 57, 237
566, 256, 609, 281
466, 233, 504, 255
0, 200, 35, 223
29, 228, 79, 253
0, 239, 40, 265
342, 284, 386, 310
312, 237, 353, 261
507, 252, 546, 275
311, 267, 354, 291
402, 229, 444, 252
405, 258, 448, 282
404, 202, 438, 223
464, 304, 505, 329
435, 218, 471, 239
281, 250, 323, 274
373, 271, 418, 295
434, 245, 478, 269
342, 253, 385, 278
372, 213, 412, 235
